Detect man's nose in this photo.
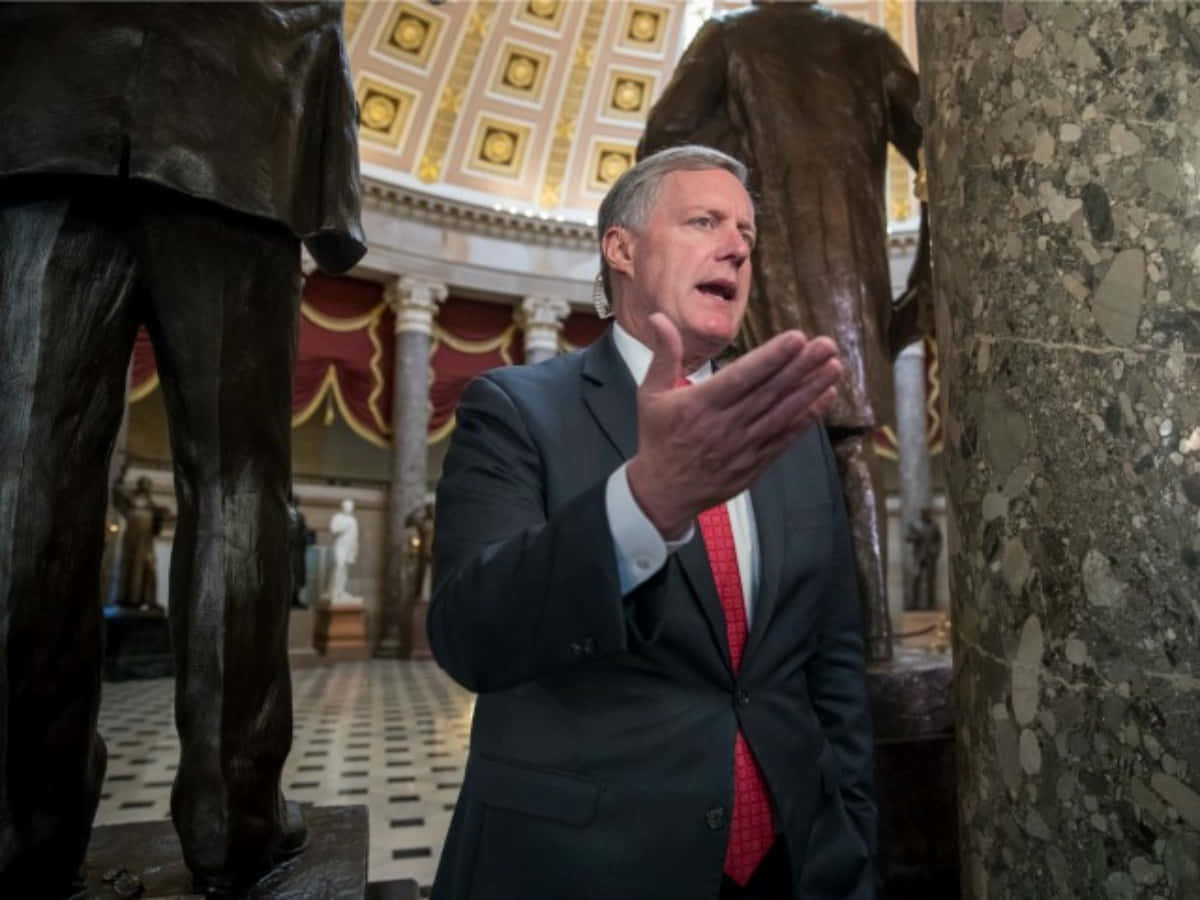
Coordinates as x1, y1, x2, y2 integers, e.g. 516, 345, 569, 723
717, 226, 751, 265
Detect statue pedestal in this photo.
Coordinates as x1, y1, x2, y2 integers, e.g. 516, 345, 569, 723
868, 627, 957, 900
103, 606, 172, 681
314, 603, 368, 660
86, 804, 368, 897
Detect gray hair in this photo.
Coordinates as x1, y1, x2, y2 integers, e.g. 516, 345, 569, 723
596, 145, 750, 302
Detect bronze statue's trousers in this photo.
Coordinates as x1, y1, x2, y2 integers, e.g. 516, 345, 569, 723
0, 176, 299, 892
829, 430, 892, 664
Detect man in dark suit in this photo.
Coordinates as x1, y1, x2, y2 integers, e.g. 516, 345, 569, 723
430, 146, 876, 899
0, 4, 363, 896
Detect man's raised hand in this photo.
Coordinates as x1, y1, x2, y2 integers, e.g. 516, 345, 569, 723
626, 313, 842, 539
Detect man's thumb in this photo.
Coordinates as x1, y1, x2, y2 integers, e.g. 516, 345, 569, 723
642, 313, 683, 392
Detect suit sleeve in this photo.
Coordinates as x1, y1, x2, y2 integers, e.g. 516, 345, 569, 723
806, 429, 879, 858
637, 18, 730, 159
428, 374, 629, 693
881, 31, 933, 357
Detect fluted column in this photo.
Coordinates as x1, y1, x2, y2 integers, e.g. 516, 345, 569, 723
919, 3, 1200, 897
517, 295, 570, 365
378, 276, 447, 657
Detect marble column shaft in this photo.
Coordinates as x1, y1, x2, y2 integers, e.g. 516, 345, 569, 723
518, 295, 570, 365
918, 3, 1200, 897
895, 340, 933, 610
379, 276, 446, 657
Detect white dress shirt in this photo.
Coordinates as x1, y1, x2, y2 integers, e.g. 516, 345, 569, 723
604, 323, 761, 625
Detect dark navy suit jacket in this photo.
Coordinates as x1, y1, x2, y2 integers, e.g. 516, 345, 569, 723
429, 329, 876, 899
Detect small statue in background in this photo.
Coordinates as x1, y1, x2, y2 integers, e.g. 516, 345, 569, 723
905, 507, 942, 612
328, 499, 361, 607
287, 493, 309, 608
405, 501, 436, 605
111, 475, 169, 611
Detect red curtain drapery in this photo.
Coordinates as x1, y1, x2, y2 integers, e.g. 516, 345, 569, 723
129, 329, 159, 402
129, 274, 528, 446
292, 273, 393, 446
561, 312, 608, 353
428, 298, 522, 443
128, 277, 940, 457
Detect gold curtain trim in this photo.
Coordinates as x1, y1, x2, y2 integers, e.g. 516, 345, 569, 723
873, 425, 898, 461
128, 373, 160, 404
926, 337, 943, 456
432, 322, 516, 356
428, 412, 457, 445
423, 323, 514, 443
367, 315, 392, 436
291, 365, 389, 449
300, 300, 386, 332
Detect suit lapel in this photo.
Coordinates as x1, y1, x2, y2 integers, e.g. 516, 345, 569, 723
581, 329, 638, 461
581, 330, 731, 669
741, 453, 789, 664
675, 529, 732, 672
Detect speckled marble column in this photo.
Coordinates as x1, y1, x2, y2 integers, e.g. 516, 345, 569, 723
517, 295, 570, 365
379, 276, 446, 658
918, 3, 1200, 897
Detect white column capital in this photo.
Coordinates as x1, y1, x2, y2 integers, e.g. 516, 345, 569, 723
385, 277, 449, 335
517, 296, 571, 360
517, 295, 570, 329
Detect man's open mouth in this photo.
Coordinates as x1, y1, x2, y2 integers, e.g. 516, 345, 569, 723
696, 280, 736, 300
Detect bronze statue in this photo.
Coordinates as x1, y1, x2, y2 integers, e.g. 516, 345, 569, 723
111, 475, 170, 611
0, 3, 364, 897
639, 0, 932, 663
905, 507, 942, 612
287, 493, 310, 609
405, 502, 436, 606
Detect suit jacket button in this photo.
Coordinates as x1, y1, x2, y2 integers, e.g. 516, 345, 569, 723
735, 688, 750, 706
568, 641, 582, 656
581, 636, 596, 655
705, 806, 727, 830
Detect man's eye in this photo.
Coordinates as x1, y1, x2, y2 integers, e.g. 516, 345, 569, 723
691, 216, 713, 227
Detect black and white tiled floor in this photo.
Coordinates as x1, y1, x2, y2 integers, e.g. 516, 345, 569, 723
95, 660, 474, 893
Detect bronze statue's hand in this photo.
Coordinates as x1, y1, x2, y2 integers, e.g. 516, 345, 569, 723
626, 313, 841, 539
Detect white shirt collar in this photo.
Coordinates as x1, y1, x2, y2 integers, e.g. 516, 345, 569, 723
611, 321, 713, 387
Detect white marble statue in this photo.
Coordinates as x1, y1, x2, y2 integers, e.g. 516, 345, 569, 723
328, 498, 362, 607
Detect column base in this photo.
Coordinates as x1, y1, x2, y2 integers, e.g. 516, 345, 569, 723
867, 636, 956, 900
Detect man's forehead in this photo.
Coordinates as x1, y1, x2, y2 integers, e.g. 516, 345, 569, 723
655, 168, 754, 217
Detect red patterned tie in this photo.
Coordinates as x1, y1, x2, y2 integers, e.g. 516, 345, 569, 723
679, 379, 775, 884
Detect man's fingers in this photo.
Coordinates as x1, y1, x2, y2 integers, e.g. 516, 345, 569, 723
728, 338, 841, 426
701, 330, 816, 409
641, 312, 684, 394
734, 384, 839, 488
742, 359, 842, 447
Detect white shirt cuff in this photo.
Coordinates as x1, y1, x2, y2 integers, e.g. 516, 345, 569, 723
605, 463, 694, 595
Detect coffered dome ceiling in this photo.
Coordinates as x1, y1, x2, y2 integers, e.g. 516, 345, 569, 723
344, 0, 920, 224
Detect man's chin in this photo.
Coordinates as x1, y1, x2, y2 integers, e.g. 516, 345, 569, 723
682, 327, 737, 364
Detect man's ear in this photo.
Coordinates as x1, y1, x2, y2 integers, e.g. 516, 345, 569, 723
601, 226, 635, 278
